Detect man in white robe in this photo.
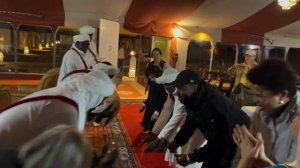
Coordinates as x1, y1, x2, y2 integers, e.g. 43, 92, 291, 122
57, 62, 121, 128
79, 25, 107, 64
0, 67, 115, 149
57, 34, 91, 84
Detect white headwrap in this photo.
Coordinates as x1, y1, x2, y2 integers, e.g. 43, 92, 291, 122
155, 68, 179, 84
79, 25, 96, 35
93, 63, 119, 77
63, 69, 115, 131
73, 34, 90, 43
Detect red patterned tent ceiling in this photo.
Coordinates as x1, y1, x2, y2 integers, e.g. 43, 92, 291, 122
0, 0, 300, 41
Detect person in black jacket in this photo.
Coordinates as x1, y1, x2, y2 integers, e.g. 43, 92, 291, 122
140, 63, 168, 133
167, 70, 250, 168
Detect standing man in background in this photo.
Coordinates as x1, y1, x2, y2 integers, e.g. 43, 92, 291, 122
57, 34, 90, 84
227, 49, 258, 106
117, 42, 125, 73
79, 25, 104, 66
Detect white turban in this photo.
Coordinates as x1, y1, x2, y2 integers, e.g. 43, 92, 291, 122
245, 49, 257, 56
73, 34, 90, 43
64, 69, 115, 131
93, 63, 119, 77
79, 25, 96, 35
155, 68, 179, 84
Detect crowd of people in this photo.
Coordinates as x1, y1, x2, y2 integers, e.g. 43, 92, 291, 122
140, 48, 300, 168
0, 23, 299, 168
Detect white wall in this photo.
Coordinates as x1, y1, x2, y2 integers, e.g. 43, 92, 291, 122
264, 33, 300, 48
176, 38, 189, 71
165, 39, 171, 64
98, 19, 120, 66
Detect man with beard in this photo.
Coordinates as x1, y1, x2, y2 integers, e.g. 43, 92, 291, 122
167, 70, 250, 168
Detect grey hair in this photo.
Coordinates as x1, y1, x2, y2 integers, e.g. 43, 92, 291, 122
19, 125, 92, 168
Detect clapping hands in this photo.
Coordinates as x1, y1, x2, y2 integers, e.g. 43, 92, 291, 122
233, 125, 274, 168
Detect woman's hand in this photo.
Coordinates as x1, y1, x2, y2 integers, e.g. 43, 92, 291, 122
148, 75, 156, 82
150, 111, 159, 121
233, 125, 262, 162
138, 104, 146, 113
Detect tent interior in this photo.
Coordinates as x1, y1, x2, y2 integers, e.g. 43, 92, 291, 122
0, 0, 300, 167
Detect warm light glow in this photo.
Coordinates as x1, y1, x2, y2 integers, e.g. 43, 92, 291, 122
129, 53, 137, 78
24, 46, 29, 54
248, 45, 258, 50
45, 43, 49, 48
129, 50, 136, 56
0, 52, 4, 63
278, 0, 299, 10
193, 32, 213, 41
38, 43, 43, 50
172, 28, 183, 38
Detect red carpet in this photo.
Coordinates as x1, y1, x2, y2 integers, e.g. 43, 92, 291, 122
119, 104, 171, 168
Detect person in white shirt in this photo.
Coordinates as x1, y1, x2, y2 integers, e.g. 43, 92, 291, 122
0, 67, 115, 149
57, 34, 90, 84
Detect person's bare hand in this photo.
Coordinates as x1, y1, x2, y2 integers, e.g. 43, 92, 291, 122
144, 138, 160, 153
138, 104, 146, 113
175, 154, 191, 167
142, 132, 158, 144
233, 125, 262, 160
150, 112, 159, 121
167, 141, 178, 153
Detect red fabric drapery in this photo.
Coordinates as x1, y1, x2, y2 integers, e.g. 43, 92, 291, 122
222, 1, 300, 61
124, 0, 205, 37
0, 0, 64, 30
169, 38, 177, 68
225, 1, 300, 35
222, 1, 300, 45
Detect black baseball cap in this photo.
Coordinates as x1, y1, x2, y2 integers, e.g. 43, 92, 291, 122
171, 70, 201, 88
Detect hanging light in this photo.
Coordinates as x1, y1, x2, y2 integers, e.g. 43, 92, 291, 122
172, 27, 183, 38
278, 0, 299, 10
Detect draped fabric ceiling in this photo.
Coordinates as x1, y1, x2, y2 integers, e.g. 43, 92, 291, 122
0, 0, 64, 29
1, 0, 300, 45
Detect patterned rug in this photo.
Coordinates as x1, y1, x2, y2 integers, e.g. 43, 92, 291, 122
85, 116, 139, 168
